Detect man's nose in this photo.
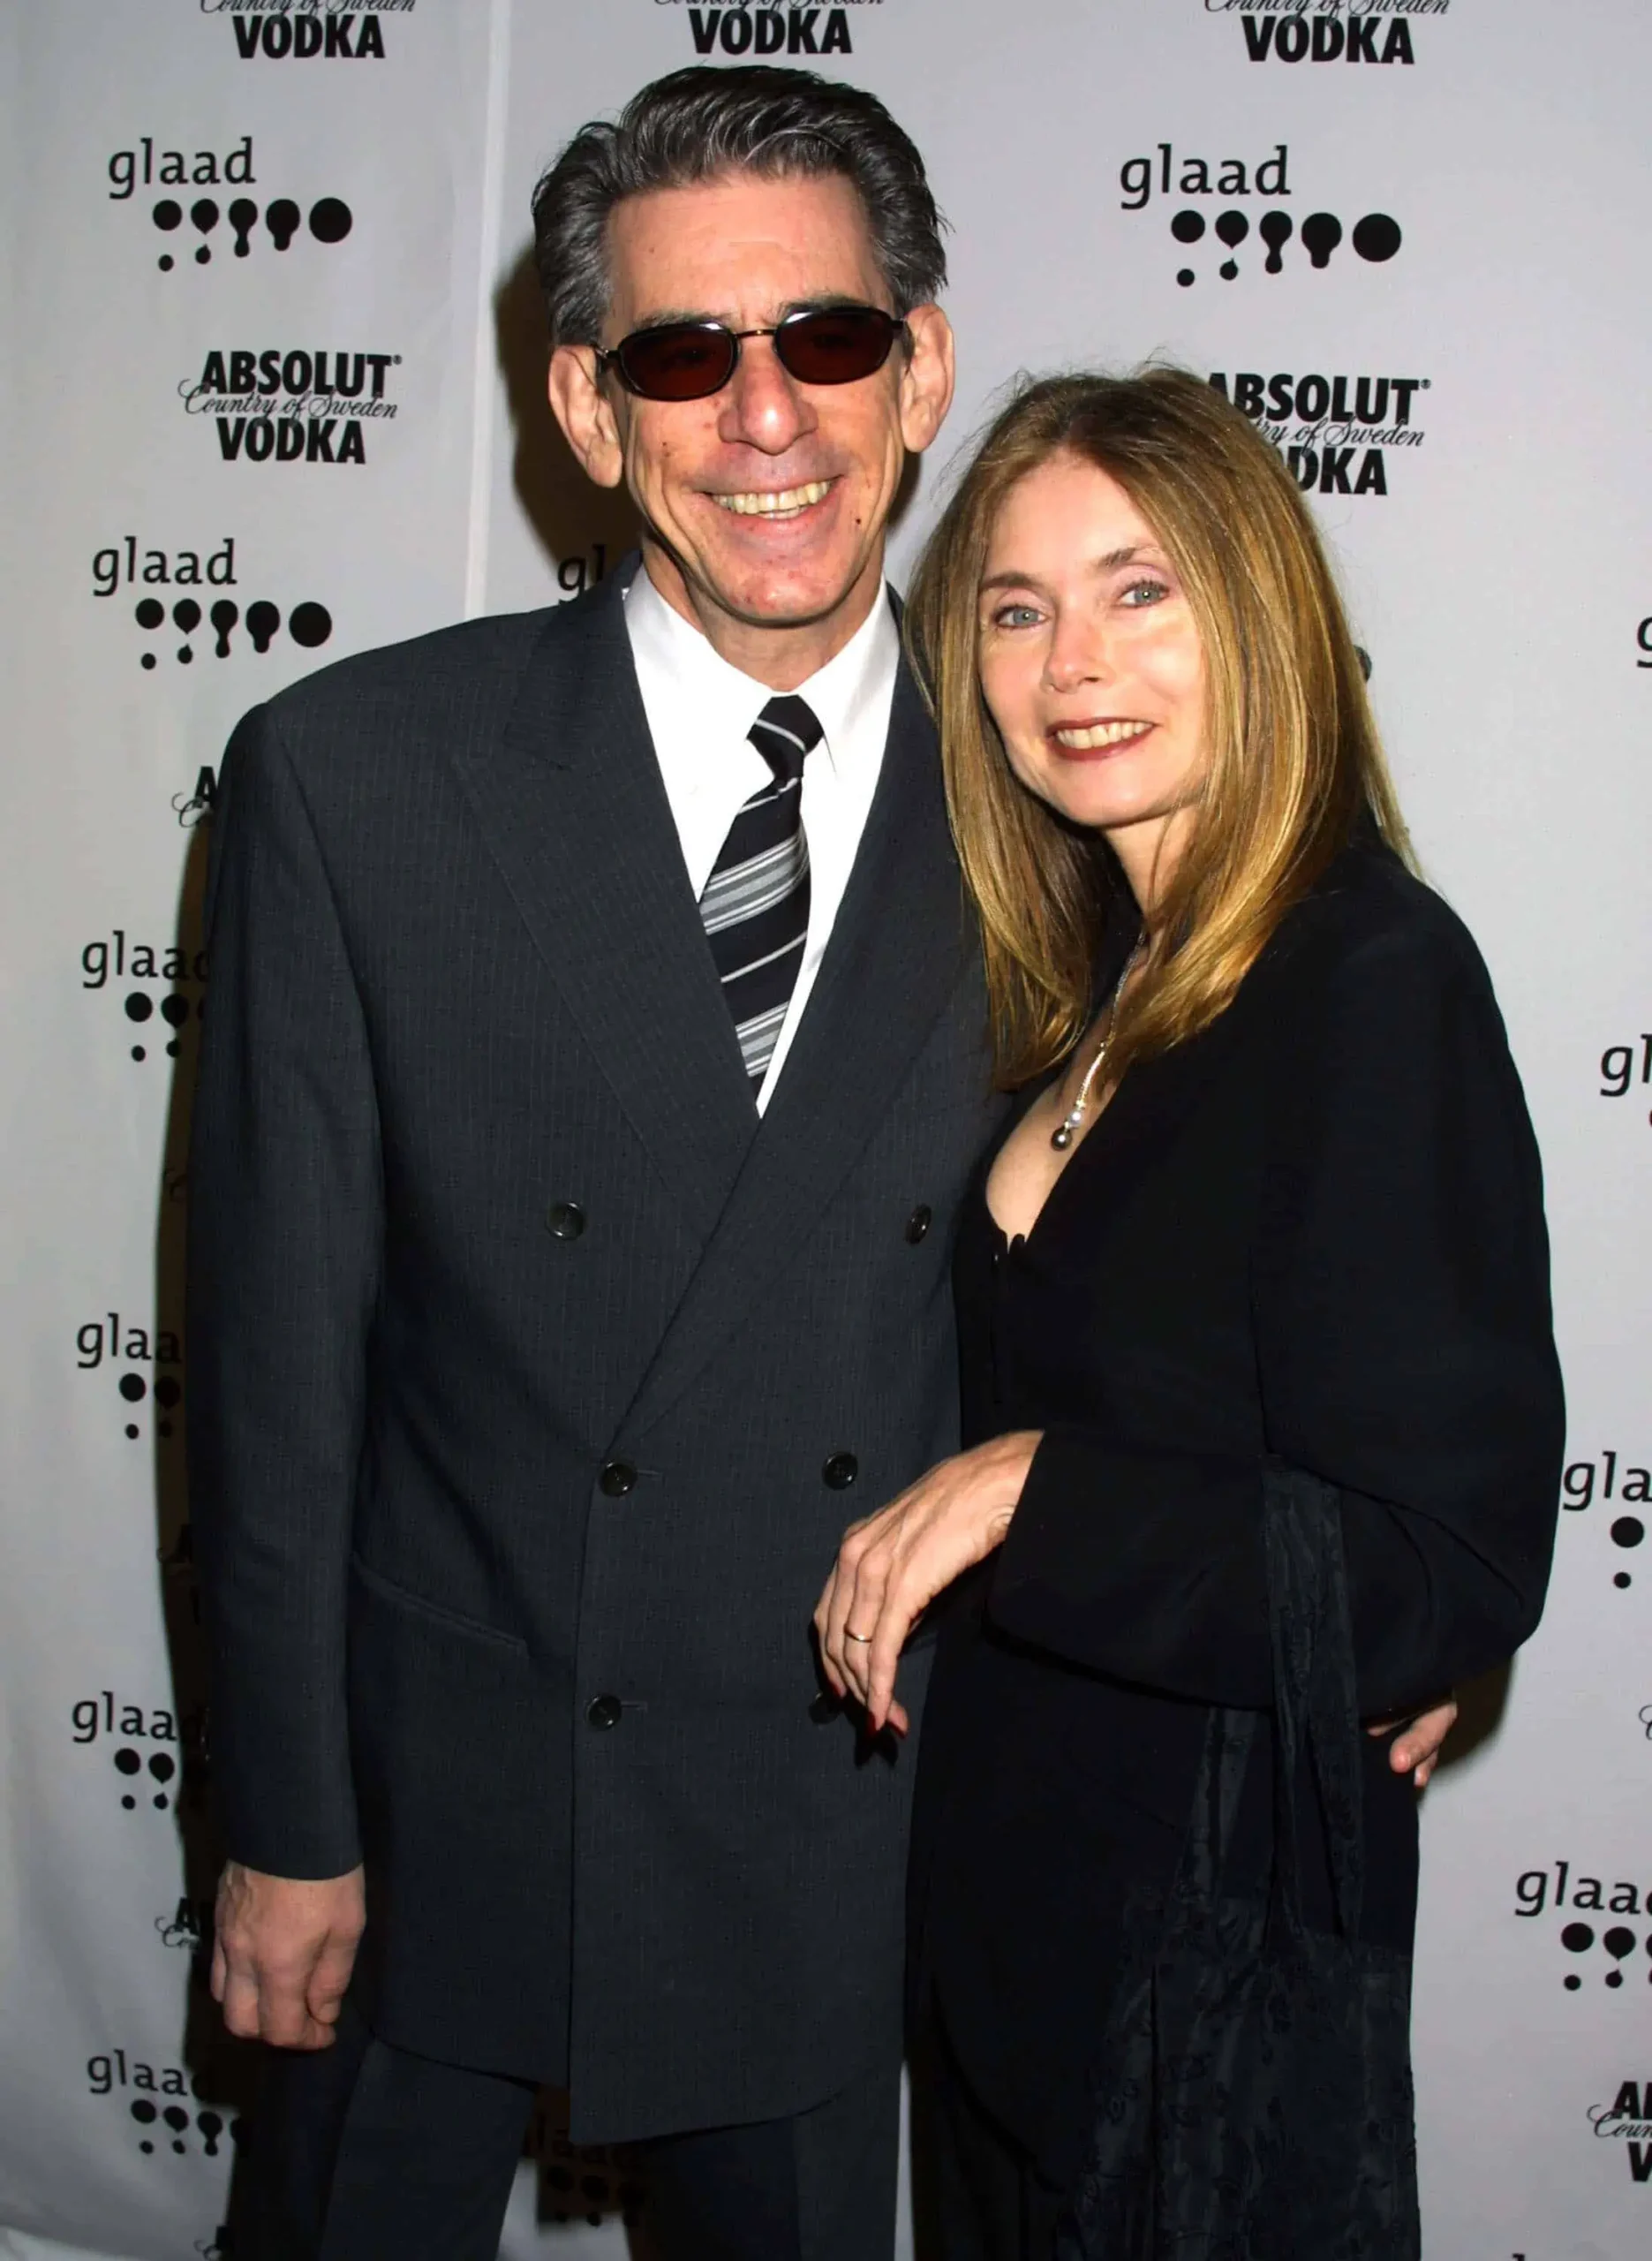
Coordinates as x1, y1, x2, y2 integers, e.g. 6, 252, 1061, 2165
716, 336, 818, 457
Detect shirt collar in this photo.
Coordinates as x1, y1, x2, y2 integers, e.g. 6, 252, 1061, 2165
624, 561, 899, 783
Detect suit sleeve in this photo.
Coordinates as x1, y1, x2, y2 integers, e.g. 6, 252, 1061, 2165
187, 704, 381, 1877
987, 911, 1565, 1713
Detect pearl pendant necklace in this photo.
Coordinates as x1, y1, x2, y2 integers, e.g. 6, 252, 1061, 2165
1050, 943, 1143, 1153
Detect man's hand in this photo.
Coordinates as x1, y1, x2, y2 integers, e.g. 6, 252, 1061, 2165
1369, 1696, 1458, 1788
211, 1862, 366, 2049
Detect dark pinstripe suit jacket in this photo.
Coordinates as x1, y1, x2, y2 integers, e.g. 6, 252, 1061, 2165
186, 563, 1001, 2142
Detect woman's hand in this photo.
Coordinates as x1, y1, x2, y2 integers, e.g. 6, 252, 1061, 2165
815, 1432, 1041, 1735
1369, 1694, 1459, 1787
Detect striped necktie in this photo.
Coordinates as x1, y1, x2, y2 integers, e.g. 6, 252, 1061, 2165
698, 693, 824, 1094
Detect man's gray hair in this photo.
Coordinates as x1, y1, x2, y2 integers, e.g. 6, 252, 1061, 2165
532, 64, 947, 348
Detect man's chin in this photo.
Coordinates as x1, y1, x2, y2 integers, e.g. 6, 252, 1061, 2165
649, 540, 879, 639
707, 577, 869, 633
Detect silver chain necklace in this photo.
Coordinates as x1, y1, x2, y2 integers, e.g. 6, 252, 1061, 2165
1050, 942, 1144, 1152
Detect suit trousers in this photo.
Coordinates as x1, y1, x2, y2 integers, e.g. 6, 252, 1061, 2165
234, 1997, 902, 2261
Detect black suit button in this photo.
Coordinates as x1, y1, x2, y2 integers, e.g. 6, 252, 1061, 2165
585, 1693, 622, 1730
822, 1451, 858, 1491
599, 1459, 637, 1498
547, 1201, 586, 1240
904, 1205, 932, 1244
809, 1690, 843, 1725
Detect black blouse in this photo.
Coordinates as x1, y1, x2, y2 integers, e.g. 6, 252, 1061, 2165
909, 838, 1565, 2187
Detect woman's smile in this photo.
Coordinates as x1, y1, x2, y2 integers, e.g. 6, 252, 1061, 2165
1048, 718, 1157, 755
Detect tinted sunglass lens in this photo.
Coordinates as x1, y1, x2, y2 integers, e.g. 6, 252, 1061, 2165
776, 308, 899, 385
621, 324, 737, 400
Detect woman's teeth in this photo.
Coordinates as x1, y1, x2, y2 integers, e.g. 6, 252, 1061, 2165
713, 481, 832, 518
1053, 721, 1153, 750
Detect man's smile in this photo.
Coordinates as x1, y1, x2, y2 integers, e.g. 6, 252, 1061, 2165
710, 478, 837, 519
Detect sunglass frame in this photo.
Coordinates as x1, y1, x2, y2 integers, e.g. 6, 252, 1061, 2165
596, 305, 909, 403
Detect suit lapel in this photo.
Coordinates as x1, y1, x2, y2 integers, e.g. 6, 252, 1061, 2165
447, 570, 756, 1242
621, 661, 974, 1439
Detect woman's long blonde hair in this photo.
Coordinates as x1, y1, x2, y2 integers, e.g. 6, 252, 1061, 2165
906, 366, 1413, 1089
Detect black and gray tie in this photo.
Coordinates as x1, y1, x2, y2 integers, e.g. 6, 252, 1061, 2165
698, 693, 824, 1093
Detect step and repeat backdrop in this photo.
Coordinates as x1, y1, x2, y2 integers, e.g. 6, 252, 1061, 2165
1, 4, 1648, 2258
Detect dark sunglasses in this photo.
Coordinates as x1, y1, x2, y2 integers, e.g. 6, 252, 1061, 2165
595, 304, 909, 403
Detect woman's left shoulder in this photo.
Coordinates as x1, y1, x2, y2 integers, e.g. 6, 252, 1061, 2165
1262, 841, 1498, 1022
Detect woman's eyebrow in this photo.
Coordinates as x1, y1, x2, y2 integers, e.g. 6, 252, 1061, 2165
979, 546, 1146, 595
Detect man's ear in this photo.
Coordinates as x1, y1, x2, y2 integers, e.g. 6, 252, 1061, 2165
896, 304, 955, 459
548, 344, 626, 490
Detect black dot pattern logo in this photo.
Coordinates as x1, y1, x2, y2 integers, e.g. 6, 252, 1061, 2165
117, 1367, 182, 1441
1560, 1922, 1652, 1990
114, 1746, 177, 1812
135, 595, 331, 669
1173, 208, 1401, 286
527, 2102, 646, 2230
151, 194, 351, 272
1611, 1515, 1645, 1589
542, 2156, 647, 2229
128, 2100, 234, 2159
121, 986, 203, 1062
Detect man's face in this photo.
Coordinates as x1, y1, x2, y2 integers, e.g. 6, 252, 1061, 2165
550, 168, 953, 675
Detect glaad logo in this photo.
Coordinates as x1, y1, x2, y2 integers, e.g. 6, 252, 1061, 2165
555, 544, 611, 602
1560, 1448, 1649, 1590
1587, 2080, 1652, 2184
1600, 1031, 1652, 1129
527, 2095, 646, 2230
658, 2, 860, 59
1119, 143, 1399, 288
77, 1312, 184, 1443
183, 349, 399, 465
92, 535, 336, 670
108, 137, 352, 271
1209, 371, 1425, 496
155, 193, 351, 272
1514, 1862, 1652, 1992
87, 2049, 237, 2160
72, 1691, 201, 1814
80, 931, 207, 1065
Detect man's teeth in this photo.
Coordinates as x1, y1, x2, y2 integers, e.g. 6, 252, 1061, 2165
1053, 721, 1153, 750
713, 481, 832, 518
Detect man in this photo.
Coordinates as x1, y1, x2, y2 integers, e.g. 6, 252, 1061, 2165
191, 64, 1455, 2261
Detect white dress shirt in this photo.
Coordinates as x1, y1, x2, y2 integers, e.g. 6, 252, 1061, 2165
624, 563, 898, 1111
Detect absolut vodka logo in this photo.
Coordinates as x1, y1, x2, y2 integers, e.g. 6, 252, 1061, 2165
1588, 2081, 1652, 2184
182, 348, 401, 465
1208, 370, 1427, 496
1225, 8, 1434, 67
658, 2, 863, 58
202, 1, 414, 60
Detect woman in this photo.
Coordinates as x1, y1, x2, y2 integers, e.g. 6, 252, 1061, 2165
814, 369, 1564, 2255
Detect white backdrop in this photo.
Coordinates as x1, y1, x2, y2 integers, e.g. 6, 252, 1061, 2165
2, 4, 1649, 2257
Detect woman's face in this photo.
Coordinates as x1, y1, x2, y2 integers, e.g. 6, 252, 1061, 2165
977, 452, 1209, 890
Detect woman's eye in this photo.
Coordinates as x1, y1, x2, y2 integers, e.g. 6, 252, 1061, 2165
990, 602, 1043, 630
1119, 577, 1170, 608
